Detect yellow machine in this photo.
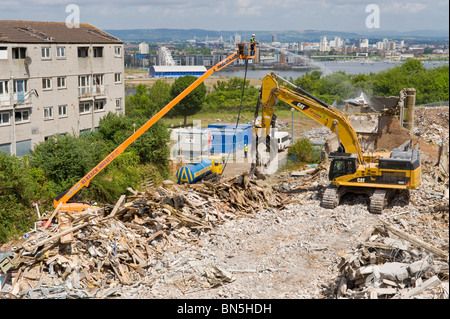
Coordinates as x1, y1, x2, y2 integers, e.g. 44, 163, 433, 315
255, 72, 421, 214
53, 42, 255, 212
199, 155, 224, 175
176, 156, 224, 184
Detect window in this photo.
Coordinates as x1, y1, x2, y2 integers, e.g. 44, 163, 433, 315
16, 139, 31, 157
93, 46, 103, 57
93, 74, 104, 85
14, 79, 28, 93
79, 102, 91, 114
94, 100, 105, 111
42, 78, 52, 90
12, 47, 27, 59
0, 81, 8, 95
78, 75, 90, 95
43, 107, 53, 119
0, 143, 11, 154
56, 46, 66, 58
78, 47, 89, 58
114, 73, 122, 83
114, 46, 121, 57
58, 105, 67, 117
80, 128, 91, 135
115, 98, 122, 108
0, 112, 10, 125
0, 47, 7, 59
41, 47, 51, 59
15, 109, 30, 122
14, 80, 28, 103
78, 75, 90, 87
57, 77, 66, 88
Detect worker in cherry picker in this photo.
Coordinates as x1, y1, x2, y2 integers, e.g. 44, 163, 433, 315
250, 34, 260, 56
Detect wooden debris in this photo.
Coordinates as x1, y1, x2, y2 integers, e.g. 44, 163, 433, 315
1, 173, 284, 299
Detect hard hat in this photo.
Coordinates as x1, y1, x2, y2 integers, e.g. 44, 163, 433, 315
252, 34, 255, 36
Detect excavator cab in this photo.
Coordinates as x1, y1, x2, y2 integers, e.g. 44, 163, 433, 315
328, 153, 358, 181
237, 41, 256, 60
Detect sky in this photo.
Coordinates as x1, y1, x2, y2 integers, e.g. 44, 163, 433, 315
0, 0, 448, 32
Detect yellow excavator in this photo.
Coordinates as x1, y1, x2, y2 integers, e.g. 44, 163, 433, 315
254, 72, 421, 214
53, 42, 256, 212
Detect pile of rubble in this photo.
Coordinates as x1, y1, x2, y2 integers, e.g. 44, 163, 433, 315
299, 126, 333, 145
413, 107, 449, 145
332, 220, 448, 299
0, 174, 285, 299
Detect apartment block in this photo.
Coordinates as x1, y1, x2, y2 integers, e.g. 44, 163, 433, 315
0, 20, 125, 156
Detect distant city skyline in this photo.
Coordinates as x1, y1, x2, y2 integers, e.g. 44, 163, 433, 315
0, 0, 448, 33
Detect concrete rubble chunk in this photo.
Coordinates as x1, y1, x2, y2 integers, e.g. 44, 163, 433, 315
378, 262, 410, 282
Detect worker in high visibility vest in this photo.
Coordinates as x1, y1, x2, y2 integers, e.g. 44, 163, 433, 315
250, 34, 259, 55
244, 144, 248, 159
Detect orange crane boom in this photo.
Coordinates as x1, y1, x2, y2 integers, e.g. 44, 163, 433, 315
54, 42, 255, 211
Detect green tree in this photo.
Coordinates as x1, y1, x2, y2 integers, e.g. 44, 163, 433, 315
148, 80, 172, 116
204, 77, 258, 112
29, 134, 103, 195
97, 112, 170, 166
287, 138, 315, 163
125, 84, 151, 117
0, 153, 42, 242
170, 75, 206, 126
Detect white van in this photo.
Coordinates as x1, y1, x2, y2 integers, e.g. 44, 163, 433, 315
275, 131, 290, 151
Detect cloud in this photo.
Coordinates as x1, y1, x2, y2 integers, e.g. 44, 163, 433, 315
0, 0, 447, 31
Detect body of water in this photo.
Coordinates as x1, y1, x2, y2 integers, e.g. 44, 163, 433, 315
219, 60, 448, 80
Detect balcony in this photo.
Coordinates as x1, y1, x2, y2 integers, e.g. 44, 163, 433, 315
78, 85, 106, 98
0, 92, 33, 107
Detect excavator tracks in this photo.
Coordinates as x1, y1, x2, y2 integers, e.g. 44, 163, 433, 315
322, 186, 340, 209
369, 188, 396, 214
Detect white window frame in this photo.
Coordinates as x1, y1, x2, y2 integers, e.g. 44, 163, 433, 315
42, 78, 52, 90
43, 106, 53, 119
114, 46, 121, 57
56, 46, 66, 58
57, 77, 66, 89
79, 102, 91, 114
41, 47, 51, 59
78, 75, 90, 96
15, 109, 30, 123
0, 80, 8, 95
115, 98, 122, 108
58, 105, 68, 117
0, 111, 10, 125
114, 73, 122, 83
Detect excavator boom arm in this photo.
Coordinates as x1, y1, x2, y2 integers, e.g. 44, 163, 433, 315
259, 73, 364, 165
54, 47, 254, 208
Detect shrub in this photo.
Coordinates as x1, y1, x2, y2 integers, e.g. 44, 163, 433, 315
29, 134, 103, 196
288, 138, 314, 163
0, 153, 40, 242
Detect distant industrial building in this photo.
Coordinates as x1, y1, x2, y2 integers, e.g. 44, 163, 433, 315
149, 65, 207, 78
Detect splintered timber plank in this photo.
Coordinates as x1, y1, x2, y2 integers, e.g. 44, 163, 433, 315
107, 195, 127, 218
380, 220, 448, 259
44, 202, 63, 228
